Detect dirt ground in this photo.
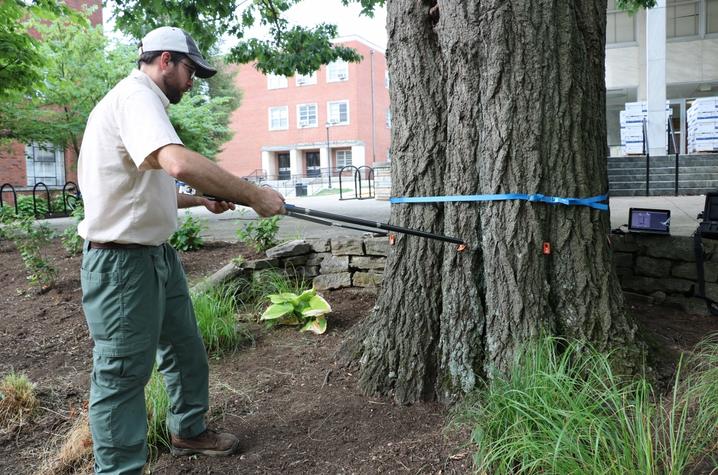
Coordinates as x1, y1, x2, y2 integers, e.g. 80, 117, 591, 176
1, 238, 717, 474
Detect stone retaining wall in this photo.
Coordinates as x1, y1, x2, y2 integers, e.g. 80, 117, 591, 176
204, 234, 718, 316
613, 234, 718, 314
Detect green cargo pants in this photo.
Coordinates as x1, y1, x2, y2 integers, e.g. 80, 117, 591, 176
81, 242, 209, 475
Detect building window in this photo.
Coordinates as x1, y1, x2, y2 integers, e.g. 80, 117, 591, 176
336, 150, 352, 168
267, 74, 287, 89
268, 106, 289, 130
327, 60, 349, 82
295, 72, 317, 86
327, 100, 349, 125
708, 0, 718, 33
386, 110, 392, 128
606, 0, 636, 43
384, 70, 390, 89
297, 103, 318, 128
25, 143, 65, 186
667, 0, 700, 38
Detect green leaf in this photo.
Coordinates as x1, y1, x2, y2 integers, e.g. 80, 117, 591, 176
301, 295, 332, 317
297, 288, 316, 302
260, 302, 294, 321
300, 317, 327, 335
269, 292, 299, 305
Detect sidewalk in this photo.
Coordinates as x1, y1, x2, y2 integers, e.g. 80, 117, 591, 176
36, 194, 707, 240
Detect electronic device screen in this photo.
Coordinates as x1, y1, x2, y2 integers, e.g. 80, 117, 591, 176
628, 208, 671, 235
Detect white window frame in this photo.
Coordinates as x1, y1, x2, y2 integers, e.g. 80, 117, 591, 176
667, 0, 701, 38
384, 70, 390, 89
606, 0, 637, 44
326, 60, 349, 82
295, 72, 317, 86
25, 142, 65, 186
708, 0, 718, 33
327, 100, 350, 125
297, 103, 318, 128
268, 106, 289, 131
386, 110, 392, 128
267, 74, 288, 89
335, 149, 352, 168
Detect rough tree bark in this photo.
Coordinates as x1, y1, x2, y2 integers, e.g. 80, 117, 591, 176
342, 0, 640, 404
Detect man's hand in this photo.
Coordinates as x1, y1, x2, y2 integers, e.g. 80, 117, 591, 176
251, 187, 286, 217
202, 197, 235, 214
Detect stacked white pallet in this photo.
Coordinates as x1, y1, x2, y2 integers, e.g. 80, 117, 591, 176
688, 97, 718, 153
620, 101, 671, 155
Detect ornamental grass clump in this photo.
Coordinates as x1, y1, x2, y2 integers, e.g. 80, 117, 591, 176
261, 288, 331, 334
453, 335, 718, 475
192, 283, 248, 355
145, 367, 171, 459
0, 372, 39, 431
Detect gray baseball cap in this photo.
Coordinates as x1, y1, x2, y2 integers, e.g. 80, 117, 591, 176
139, 27, 217, 79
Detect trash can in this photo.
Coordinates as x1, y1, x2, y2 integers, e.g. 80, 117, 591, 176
295, 183, 308, 197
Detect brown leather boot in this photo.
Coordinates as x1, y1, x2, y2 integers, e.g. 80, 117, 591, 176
170, 429, 240, 457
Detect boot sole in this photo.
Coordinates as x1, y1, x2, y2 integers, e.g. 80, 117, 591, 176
170, 439, 240, 457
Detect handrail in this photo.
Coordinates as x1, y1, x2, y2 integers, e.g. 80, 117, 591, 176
667, 118, 680, 196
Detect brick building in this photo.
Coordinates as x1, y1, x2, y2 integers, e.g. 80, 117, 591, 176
0, 0, 102, 191
216, 36, 391, 187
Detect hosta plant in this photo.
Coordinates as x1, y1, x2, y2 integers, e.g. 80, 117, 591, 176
260, 288, 331, 334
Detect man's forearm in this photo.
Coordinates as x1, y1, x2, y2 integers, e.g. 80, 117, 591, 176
158, 144, 261, 206
176, 192, 206, 209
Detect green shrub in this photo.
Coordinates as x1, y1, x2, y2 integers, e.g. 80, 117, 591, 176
145, 367, 170, 457
60, 204, 86, 256
192, 283, 248, 355
169, 212, 204, 251
234, 269, 306, 318
17, 195, 48, 218
4, 217, 57, 289
236, 215, 281, 252
452, 335, 718, 475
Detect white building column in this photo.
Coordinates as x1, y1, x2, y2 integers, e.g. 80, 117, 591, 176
646, 0, 667, 156
289, 149, 302, 177
351, 145, 366, 168
319, 146, 329, 172
261, 151, 274, 177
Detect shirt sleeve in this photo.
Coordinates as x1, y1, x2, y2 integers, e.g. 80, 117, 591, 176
116, 89, 183, 169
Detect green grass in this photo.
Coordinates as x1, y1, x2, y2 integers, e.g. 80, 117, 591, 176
0, 371, 38, 427
452, 335, 718, 475
145, 367, 170, 457
192, 283, 249, 355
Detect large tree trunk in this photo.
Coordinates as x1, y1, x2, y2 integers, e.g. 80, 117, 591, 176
343, 0, 639, 404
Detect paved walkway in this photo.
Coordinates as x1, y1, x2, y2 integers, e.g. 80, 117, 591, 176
37, 193, 707, 240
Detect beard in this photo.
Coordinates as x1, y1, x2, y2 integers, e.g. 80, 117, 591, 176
162, 77, 184, 104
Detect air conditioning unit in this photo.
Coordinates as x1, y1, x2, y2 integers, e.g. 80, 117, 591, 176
297, 78, 306, 85
337, 73, 346, 80
299, 121, 310, 127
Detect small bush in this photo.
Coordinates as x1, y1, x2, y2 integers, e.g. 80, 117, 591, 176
3, 217, 57, 289
169, 212, 204, 252
0, 372, 39, 430
192, 283, 248, 355
236, 215, 281, 252
61, 205, 86, 256
235, 269, 306, 318
261, 288, 332, 334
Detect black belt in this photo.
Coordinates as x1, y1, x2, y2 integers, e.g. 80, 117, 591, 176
89, 241, 155, 250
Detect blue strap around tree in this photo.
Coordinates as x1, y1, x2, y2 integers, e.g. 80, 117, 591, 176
389, 193, 609, 211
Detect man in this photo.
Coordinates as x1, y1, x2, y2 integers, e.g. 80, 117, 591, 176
77, 26, 285, 474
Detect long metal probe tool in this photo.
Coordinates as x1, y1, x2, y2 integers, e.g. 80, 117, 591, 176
284, 204, 465, 246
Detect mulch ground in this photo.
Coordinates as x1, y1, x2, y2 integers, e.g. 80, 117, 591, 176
0, 238, 717, 474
